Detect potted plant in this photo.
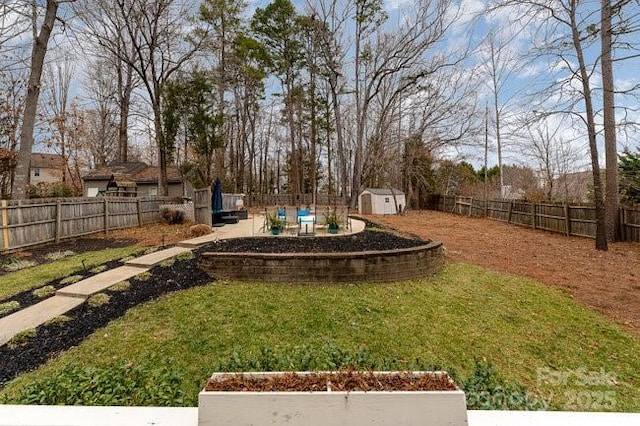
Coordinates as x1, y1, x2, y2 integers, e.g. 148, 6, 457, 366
199, 370, 467, 426
267, 211, 286, 235
323, 208, 341, 234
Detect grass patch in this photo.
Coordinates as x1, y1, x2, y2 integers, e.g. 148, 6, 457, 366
32, 286, 55, 298
0, 300, 20, 315
159, 259, 175, 268
87, 293, 110, 308
1, 262, 638, 411
0, 247, 139, 300
109, 281, 131, 292
2, 259, 37, 272
44, 315, 72, 327
176, 251, 194, 261
89, 265, 107, 274
8, 329, 37, 348
44, 250, 75, 261
60, 275, 84, 285
135, 272, 152, 281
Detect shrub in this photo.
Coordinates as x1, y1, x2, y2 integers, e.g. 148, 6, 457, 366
7, 362, 185, 406
189, 224, 211, 237
0, 301, 20, 315
462, 360, 548, 410
60, 275, 83, 285
160, 207, 186, 224
32, 285, 55, 298
87, 293, 110, 308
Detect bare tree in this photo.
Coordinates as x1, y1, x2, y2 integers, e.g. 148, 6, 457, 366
498, 0, 608, 250
13, 0, 72, 199
41, 54, 75, 184
349, 0, 465, 207
82, 58, 119, 166
83, 0, 207, 196
520, 117, 583, 200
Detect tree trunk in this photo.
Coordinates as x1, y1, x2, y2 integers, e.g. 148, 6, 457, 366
601, 0, 618, 242
570, 0, 607, 250
13, 0, 59, 199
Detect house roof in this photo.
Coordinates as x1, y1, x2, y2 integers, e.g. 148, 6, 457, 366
108, 174, 137, 189
361, 188, 405, 196
82, 162, 182, 184
31, 153, 65, 169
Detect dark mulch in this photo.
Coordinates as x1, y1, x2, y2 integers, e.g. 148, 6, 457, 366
205, 371, 458, 392
205, 230, 427, 253
0, 227, 426, 388
0, 248, 212, 386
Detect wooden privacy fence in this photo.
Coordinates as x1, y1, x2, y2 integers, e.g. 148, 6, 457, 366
0, 196, 172, 252
429, 195, 640, 243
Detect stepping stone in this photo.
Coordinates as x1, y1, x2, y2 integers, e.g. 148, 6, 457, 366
125, 246, 192, 268
57, 265, 149, 298
0, 295, 84, 346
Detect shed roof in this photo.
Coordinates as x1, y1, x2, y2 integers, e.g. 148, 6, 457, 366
82, 162, 181, 184
361, 188, 405, 196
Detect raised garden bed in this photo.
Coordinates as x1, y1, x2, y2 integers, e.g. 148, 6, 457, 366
199, 370, 467, 426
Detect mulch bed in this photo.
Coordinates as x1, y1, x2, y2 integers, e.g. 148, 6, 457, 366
206, 230, 427, 253
205, 371, 458, 392
0, 227, 426, 388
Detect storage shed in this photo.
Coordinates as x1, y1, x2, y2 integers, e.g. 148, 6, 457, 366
358, 188, 406, 215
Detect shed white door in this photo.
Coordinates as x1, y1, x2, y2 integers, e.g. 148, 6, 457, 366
361, 194, 372, 214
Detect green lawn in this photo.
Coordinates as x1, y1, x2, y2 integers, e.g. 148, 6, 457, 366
2, 261, 638, 410
0, 247, 140, 300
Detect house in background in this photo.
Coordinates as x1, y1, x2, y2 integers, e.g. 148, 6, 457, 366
82, 162, 192, 198
551, 170, 595, 203
30, 153, 66, 185
358, 188, 406, 215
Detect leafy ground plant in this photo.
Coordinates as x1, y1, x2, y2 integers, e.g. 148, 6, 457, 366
0, 301, 20, 316
32, 286, 55, 298
87, 293, 110, 308
109, 281, 131, 292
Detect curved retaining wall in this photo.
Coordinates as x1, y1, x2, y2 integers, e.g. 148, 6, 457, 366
199, 241, 444, 284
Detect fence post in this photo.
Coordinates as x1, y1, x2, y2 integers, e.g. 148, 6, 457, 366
1, 200, 9, 250
104, 198, 109, 234
483, 199, 488, 217
137, 198, 143, 227
55, 200, 62, 243
564, 204, 571, 236
619, 208, 626, 241
531, 202, 536, 229
507, 200, 513, 224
